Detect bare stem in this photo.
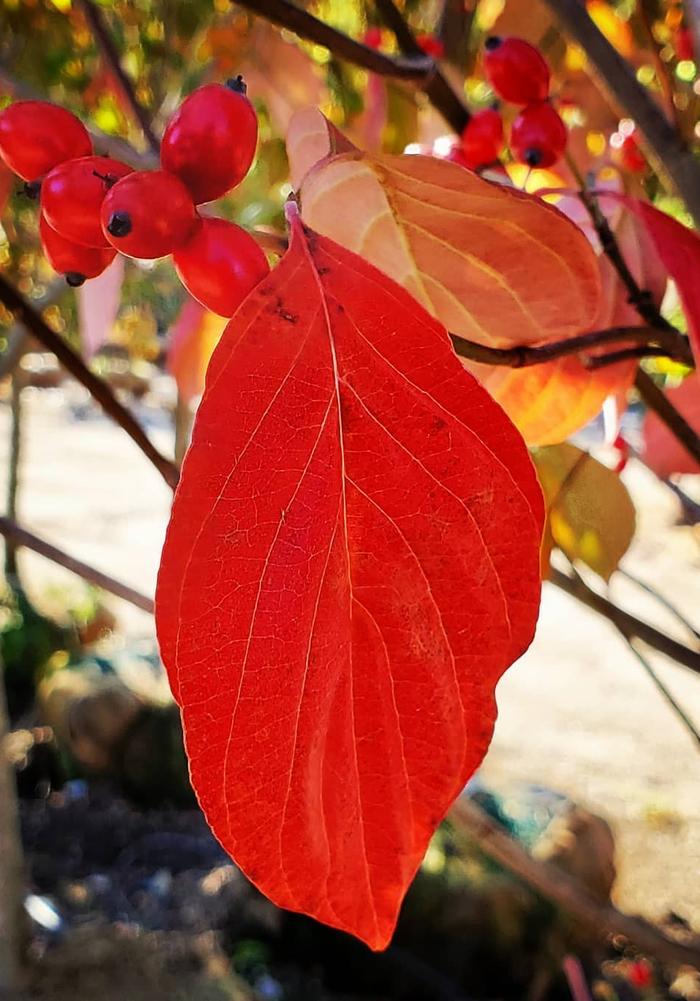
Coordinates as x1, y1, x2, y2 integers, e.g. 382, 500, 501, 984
623, 633, 700, 751
0, 516, 154, 614
450, 325, 693, 369
450, 796, 700, 971
374, 0, 470, 131
233, 0, 471, 133
549, 567, 700, 675
78, 0, 160, 156
0, 273, 179, 491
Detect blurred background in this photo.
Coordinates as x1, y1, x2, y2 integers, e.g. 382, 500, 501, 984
0, 1, 699, 999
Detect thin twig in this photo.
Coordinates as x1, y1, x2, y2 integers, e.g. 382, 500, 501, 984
450, 796, 700, 971
622, 632, 700, 751
78, 0, 160, 156
0, 516, 155, 614
540, 0, 700, 227
4, 376, 21, 578
0, 273, 179, 491
233, 0, 471, 133
635, 0, 680, 129
583, 345, 673, 369
374, 0, 470, 131
618, 568, 700, 643
635, 369, 700, 469
549, 567, 700, 675
449, 325, 693, 369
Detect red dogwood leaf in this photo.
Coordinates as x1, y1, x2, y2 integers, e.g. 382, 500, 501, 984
643, 374, 700, 477
598, 193, 700, 365
156, 206, 543, 950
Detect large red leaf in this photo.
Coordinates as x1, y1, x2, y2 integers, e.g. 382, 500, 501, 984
642, 373, 700, 476
155, 207, 543, 950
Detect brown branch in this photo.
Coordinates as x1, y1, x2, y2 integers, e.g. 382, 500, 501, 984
583, 345, 673, 369
0, 273, 179, 491
0, 517, 154, 614
623, 633, 700, 751
374, 0, 470, 131
540, 0, 700, 227
635, 369, 700, 469
78, 0, 160, 156
449, 324, 693, 369
549, 567, 700, 675
450, 796, 700, 971
635, 0, 679, 129
233, 0, 471, 133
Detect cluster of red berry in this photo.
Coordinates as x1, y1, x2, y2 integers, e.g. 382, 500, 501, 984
450, 36, 567, 172
0, 78, 269, 317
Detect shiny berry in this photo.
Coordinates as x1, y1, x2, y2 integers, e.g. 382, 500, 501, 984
101, 170, 197, 259
675, 26, 694, 62
460, 108, 503, 168
363, 27, 383, 49
0, 101, 92, 181
41, 156, 132, 248
510, 102, 567, 167
173, 216, 270, 317
483, 37, 550, 104
416, 34, 445, 59
627, 959, 653, 990
161, 78, 258, 204
40, 213, 115, 285
618, 133, 646, 173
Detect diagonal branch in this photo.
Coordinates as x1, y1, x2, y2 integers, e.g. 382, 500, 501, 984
541, 0, 700, 228
233, 0, 470, 133
450, 796, 700, 971
549, 567, 700, 675
0, 273, 179, 490
374, 0, 470, 131
0, 516, 155, 614
78, 0, 161, 156
449, 324, 693, 369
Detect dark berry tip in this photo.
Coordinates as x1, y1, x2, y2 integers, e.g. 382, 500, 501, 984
66, 272, 86, 287
524, 147, 543, 166
484, 36, 502, 50
226, 74, 247, 95
107, 211, 132, 238
23, 180, 41, 200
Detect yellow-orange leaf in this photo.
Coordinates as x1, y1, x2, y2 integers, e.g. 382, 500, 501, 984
534, 443, 636, 580
289, 110, 601, 349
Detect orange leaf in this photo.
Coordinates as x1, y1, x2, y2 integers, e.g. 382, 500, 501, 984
167, 296, 227, 405
288, 110, 601, 348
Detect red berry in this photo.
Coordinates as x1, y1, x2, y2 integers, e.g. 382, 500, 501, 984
628, 959, 653, 990
363, 27, 383, 49
612, 433, 629, 473
161, 78, 258, 204
510, 101, 567, 167
173, 216, 270, 317
40, 213, 115, 285
483, 36, 550, 104
675, 26, 694, 61
101, 169, 197, 259
41, 156, 132, 248
461, 108, 503, 168
416, 34, 445, 59
0, 101, 92, 182
619, 134, 646, 173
